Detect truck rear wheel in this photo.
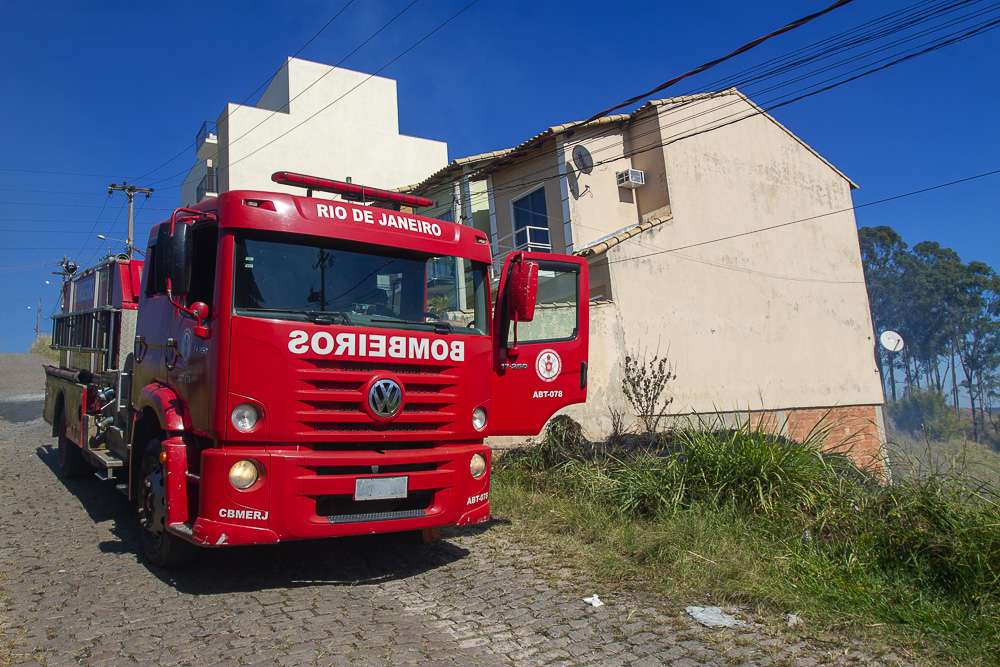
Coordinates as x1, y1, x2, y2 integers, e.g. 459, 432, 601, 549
56, 419, 88, 478
137, 439, 196, 568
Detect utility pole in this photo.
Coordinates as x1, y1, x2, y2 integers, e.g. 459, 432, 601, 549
33, 297, 41, 339
108, 183, 154, 257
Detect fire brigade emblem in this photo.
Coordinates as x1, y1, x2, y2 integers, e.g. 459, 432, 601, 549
368, 378, 403, 418
535, 349, 562, 383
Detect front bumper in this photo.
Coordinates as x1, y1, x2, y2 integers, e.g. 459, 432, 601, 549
178, 444, 491, 547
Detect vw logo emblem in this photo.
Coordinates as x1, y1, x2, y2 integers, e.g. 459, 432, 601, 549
368, 378, 402, 418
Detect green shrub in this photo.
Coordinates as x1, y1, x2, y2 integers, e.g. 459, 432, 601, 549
888, 389, 963, 440
858, 477, 1000, 605
499, 414, 1000, 608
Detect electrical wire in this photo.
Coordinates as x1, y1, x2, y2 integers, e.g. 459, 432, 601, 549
457, 0, 995, 202
567, 0, 857, 130
604, 168, 1000, 266
457, 9, 1000, 209
146, 0, 439, 187
132, 0, 360, 181
0, 200, 173, 211
148, 0, 482, 186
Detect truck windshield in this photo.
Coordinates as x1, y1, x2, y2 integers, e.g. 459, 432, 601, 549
233, 233, 489, 335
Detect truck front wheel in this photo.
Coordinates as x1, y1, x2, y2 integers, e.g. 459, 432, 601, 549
136, 439, 196, 568
56, 419, 88, 478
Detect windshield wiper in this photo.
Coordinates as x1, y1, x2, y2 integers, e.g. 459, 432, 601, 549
303, 310, 352, 325
370, 318, 453, 334
238, 307, 351, 325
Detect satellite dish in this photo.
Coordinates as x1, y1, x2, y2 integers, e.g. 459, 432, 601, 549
572, 145, 594, 174
879, 330, 904, 353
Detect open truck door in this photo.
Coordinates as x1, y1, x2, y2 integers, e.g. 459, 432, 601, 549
489, 251, 589, 436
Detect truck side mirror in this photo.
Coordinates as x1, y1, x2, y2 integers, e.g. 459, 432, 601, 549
508, 259, 538, 322
165, 222, 192, 296
153, 222, 192, 296
189, 301, 210, 339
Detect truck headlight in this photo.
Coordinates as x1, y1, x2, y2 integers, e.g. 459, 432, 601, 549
231, 403, 259, 433
472, 407, 487, 431
228, 460, 259, 490
470, 453, 487, 479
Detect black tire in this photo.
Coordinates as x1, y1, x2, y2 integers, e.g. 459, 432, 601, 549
57, 418, 88, 478
136, 438, 197, 568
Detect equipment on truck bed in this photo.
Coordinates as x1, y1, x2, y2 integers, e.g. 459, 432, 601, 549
42, 171, 590, 567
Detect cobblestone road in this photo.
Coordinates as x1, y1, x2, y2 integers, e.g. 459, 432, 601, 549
0, 355, 891, 666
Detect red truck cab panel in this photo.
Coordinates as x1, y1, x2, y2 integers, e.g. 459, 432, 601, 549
489, 252, 590, 435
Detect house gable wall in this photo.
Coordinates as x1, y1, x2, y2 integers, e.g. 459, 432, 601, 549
574, 93, 882, 418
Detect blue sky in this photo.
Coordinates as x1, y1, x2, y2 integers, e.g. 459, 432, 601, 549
0, 0, 997, 352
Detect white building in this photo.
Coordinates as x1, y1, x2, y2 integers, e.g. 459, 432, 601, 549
182, 57, 448, 206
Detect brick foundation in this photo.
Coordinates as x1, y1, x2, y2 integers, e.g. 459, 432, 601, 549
747, 404, 887, 476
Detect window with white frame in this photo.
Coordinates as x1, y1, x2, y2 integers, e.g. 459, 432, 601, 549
511, 187, 551, 251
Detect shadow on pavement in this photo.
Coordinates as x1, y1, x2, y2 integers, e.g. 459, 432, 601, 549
35, 444, 496, 595
0, 398, 43, 424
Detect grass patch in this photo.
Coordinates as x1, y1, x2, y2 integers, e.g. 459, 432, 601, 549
493, 417, 1000, 664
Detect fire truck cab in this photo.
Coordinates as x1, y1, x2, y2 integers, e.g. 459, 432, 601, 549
43, 172, 589, 566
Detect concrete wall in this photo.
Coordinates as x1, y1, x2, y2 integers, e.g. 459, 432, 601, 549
180, 158, 210, 209
559, 127, 637, 251
185, 58, 447, 205
572, 93, 883, 436
627, 108, 670, 218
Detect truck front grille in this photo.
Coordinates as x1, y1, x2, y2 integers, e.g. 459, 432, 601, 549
293, 359, 458, 438
314, 462, 438, 475
317, 490, 434, 522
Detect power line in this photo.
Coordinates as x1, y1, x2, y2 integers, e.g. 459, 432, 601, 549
75, 197, 122, 262
236, 0, 361, 105
460, 0, 998, 206
147, 0, 434, 187
134, 0, 360, 181
0, 167, 126, 178
605, 168, 1000, 266
218, 0, 422, 163
0, 200, 171, 211
204, 0, 482, 180
459, 10, 1000, 210
567, 0, 857, 130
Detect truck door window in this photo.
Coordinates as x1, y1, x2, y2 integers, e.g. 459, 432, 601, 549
508, 264, 579, 343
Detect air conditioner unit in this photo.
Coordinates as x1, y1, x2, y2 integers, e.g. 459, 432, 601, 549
616, 168, 645, 189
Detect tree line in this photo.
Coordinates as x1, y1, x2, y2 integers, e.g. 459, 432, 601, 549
859, 226, 999, 442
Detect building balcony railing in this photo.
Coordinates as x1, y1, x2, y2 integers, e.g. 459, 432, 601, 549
492, 225, 553, 273
196, 169, 218, 202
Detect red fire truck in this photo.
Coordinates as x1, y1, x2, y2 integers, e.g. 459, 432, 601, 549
42, 171, 589, 566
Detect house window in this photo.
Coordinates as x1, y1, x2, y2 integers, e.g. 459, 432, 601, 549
511, 187, 551, 251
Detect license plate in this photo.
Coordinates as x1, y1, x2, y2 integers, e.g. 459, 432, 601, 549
354, 476, 408, 501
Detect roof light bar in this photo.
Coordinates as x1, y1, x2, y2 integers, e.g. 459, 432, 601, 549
271, 171, 434, 209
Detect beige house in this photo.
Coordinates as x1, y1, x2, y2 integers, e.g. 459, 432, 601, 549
410, 89, 887, 469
